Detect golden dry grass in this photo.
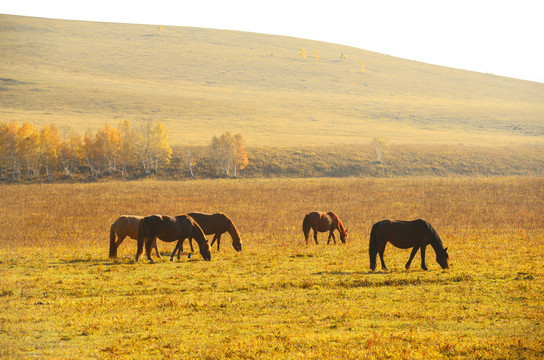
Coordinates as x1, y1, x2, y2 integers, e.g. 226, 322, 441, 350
1, 14, 544, 147
1, 177, 543, 358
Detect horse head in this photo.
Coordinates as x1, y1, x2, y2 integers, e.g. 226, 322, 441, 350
436, 247, 449, 269
340, 228, 348, 244
200, 244, 211, 261
227, 219, 243, 251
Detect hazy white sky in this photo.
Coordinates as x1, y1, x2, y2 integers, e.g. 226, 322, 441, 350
1, 0, 543, 83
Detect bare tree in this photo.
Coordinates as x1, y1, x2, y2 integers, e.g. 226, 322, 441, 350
371, 136, 388, 163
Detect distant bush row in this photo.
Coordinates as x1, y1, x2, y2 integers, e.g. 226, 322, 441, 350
0, 121, 250, 182
1, 120, 542, 183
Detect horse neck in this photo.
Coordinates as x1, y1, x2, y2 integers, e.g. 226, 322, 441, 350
226, 220, 241, 242
330, 213, 346, 236
428, 228, 445, 254
190, 220, 208, 246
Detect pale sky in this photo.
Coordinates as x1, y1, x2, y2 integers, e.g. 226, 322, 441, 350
1, 0, 543, 83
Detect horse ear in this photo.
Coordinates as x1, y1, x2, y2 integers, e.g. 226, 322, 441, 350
444, 247, 448, 252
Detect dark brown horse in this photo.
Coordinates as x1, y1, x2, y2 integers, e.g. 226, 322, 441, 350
171, 212, 242, 259
369, 219, 449, 271
109, 215, 160, 258
136, 214, 211, 262
302, 211, 348, 245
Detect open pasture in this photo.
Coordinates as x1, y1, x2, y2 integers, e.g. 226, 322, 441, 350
1, 177, 543, 359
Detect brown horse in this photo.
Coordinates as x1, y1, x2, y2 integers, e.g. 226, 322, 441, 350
302, 211, 348, 245
136, 214, 211, 262
109, 215, 160, 258
369, 219, 449, 271
171, 212, 242, 259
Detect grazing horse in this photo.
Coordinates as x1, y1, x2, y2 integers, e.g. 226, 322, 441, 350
136, 214, 211, 262
302, 211, 348, 245
171, 212, 242, 259
369, 219, 449, 271
109, 215, 160, 258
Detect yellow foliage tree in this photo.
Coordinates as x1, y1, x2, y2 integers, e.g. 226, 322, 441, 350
39, 124, 63, 181
360, 60, 366, 73
0, 122, 21, 180
299, 47, 307, 59
58, 130, 82, 178
313, 50, 319, 62
17, 122, 40, 179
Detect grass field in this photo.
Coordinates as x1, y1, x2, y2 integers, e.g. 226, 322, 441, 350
1, 177, 543, 359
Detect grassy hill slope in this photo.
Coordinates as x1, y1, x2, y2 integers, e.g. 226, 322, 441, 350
1, 14, 543, 147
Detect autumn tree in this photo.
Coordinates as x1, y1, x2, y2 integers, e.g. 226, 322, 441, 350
17, 122, 40, 179
118, 120, 138, 180
96, 123, 122, 174
0, 122, 20, 179
232, 133, 248, 177
81, 131, 102, 179
371, 136, 388, 163
39, 124, 63, 181
209, 131, 248, 177
136, 119, 172, 175
58, 130, 82, 178
181, 144, 197, 178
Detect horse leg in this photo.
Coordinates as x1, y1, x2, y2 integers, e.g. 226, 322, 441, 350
135, 236, 145, 262
420, 245, 428, 271
327, 231, 336, 245
211, 234, 221, 251
153, 238, 162, 259
146, 236, 156, 263
405, 246, 420, 270
189, 238, 195, 253
111, 235, 125, 258
215, 234, 222, 251
313, 230, 319, 244
379, 245, 388, 271
170, 239, 182, 261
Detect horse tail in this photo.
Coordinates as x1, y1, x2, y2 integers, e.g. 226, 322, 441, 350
369, 222, 379, 271
302, 214, 311, 243
109, 222, 117, 258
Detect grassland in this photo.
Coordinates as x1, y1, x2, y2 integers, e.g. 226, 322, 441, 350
1, 14, 544, 147
1, 178, 543, 359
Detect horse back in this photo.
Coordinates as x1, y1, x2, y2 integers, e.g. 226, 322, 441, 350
188, 212, 229, 235
376, 219, 434, 249
113, 215, 143, 240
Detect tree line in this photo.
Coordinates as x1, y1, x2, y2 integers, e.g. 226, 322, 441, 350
0, 120, 248, 182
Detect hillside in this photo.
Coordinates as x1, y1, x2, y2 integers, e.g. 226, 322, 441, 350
1, 14, 543, 147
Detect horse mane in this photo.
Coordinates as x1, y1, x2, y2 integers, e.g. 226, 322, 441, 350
223, 213, 242, 242
423, 220, 446, 254
327, 212, 347, 236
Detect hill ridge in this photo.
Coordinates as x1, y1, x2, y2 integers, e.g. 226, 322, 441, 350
1, 14, 543, 147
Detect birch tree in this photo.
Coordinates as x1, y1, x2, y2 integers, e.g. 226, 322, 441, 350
58, 131, 82, 178
136, 119, 172, 175
0, 122, 20, 179
17, 122, 40, 179
371, 136, 388, 163
118, 120, 137, 179
39, 124, 63, 182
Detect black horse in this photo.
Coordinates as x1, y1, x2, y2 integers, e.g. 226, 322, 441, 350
369, 219, 449, 271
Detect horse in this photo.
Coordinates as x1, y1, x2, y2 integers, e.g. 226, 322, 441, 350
302, 211, 348, 245
136, 214, 211, 262
109, 215, 160, 259
369, 219, 449, 271
171, 212, 242, 259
